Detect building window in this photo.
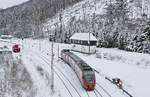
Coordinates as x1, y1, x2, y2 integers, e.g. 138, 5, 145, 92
78, 40, 80, 44
75, 40, 77, 44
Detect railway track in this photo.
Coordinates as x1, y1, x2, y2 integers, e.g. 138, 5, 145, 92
87, 90, 102, 97
96, 83, 111, 97
26, 52, 74, 97
54, 65, 82, 97
58, 56, 91, 97
43, 49, 100, 97
43, 49, 107, 97
33, 50, 106, 97
94, 89, 103, 97
30, 51, 85, 97
58, 59, 105, 97
54, 69, 74, 97
95, 69, 133, 97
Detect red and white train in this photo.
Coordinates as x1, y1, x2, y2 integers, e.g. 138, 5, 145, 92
61, 49, 96, 90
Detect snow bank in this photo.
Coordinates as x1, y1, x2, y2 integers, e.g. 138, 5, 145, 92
0, 49, 35, 97
96, 48, 150, 69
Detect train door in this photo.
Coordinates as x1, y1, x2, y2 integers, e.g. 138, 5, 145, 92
66, 54, 69, 63
65, 54, 70, 65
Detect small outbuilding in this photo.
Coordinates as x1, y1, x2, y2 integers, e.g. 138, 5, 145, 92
70, 33, 97, 54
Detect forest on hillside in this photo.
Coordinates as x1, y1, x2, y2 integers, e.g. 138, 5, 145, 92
0, 0, 82, 38
0, 0, 150, 53
48, 0, 150, 54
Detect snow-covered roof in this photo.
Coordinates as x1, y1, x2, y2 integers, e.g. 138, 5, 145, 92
0, 35, 13, 39
70, 33, 97, 41
1, 35, 13, 37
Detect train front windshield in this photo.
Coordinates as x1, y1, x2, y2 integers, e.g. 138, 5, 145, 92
84, 71, 95, 82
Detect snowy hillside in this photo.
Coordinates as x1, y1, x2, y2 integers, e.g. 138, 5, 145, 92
44, 0, 107, 31
130, 0, 150, 18
96, 48, 150, 69
44, 0, 150, 32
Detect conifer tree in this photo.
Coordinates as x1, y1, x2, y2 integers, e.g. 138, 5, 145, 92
143, 21, 150, 41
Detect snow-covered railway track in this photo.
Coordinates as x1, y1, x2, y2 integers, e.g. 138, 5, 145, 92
58, 57, 92, 97
96, 83, 111, 97
44, 49, 97, 97
25, 49, 109, 97
94, 89, 103, 97
58, 58, 104, 97
54, 69, 74, 97
28, 52, 74, 97
30, 51, 84, 97
87, 90, 102, 97
54, 65, 82, 97
44, 50, 105, 97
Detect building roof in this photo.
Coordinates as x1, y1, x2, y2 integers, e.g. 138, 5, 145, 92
1, 35, 13, 37
70, 33, 97, 41
0, 35, 13, 39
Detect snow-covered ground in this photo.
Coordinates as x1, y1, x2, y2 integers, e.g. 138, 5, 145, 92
0, 39, 35, 97
74, 49, 150, 97
0, 38, 150, 97
96, 48, 150, 69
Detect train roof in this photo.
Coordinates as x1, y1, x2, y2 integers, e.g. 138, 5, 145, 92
62, 49, 93, 71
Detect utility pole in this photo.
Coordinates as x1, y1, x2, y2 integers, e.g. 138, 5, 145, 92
39, 40, 41, 51
82, 4, 91, 54
88, 31, 91, 54
82, 4, 86, 33
58, 44, 60, 61
92, 0, 96, 35
109, 0, 112, 4
142, 0, 144, 16
59, 10, 63, 43
51, 36, 54, 94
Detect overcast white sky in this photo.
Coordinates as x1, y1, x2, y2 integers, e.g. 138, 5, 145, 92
0, 0, 29, 9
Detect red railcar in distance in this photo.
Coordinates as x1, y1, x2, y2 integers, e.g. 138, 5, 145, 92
12, 44, 20, 53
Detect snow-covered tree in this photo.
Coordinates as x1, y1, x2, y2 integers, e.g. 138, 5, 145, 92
101, 0, 129, 48
143, 20, 150, 41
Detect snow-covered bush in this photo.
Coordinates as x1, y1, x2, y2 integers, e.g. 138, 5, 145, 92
96, 48, 150, 69
126, 24, 150, 54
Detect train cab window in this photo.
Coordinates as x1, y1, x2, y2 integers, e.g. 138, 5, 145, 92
83, 71, 95, 82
